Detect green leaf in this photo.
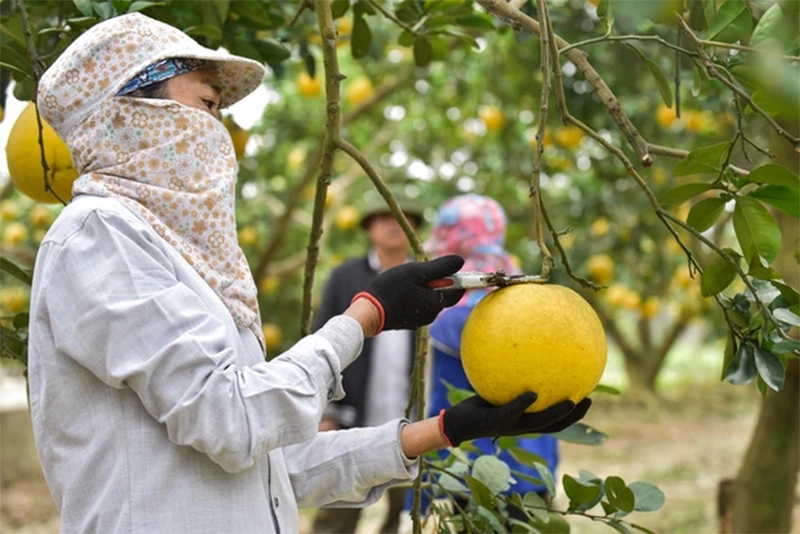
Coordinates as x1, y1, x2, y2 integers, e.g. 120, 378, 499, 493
605, 519, 634, 534
330, 0, 350, 19
750, 3, 785, 49
552, 423, 608, 446
397, 30, 415, 48
687, 196, 727, 232
13, 313, 30, 330
184, 24, 223, 41
724, 342, 758, 385
594, 384, 621, 396
73, 0, 95, 17
444, 382, 474, 406
127, 2, 165, 14
772, 338, 800, 355
464, 475, 497, 509
473, 504, 505, 532
351, 15, 372, 59
733, 196, 782, 264
754, 346, 785, 391
691, 57, 708, 96
605, 476, 635, 514
750, 185, 800, 217
454, 14, 496, 31
674, 142, 731, 176
721, 335, 736, 382
771, 280, 800, 306
630, 481, 666, 512
0, 257, 33, 285
528, 512, 571, 533
413, 36, 433, 68
93, 2, 117, 20
658, 182, 714, 210
687, 0, 709, 30
700, 248, 738, 296
472, 456, 511, 495
438, 470, 469, 493
748, 255, 781, 281
506, 447, 546, 466
253, 38, 290, 63
774, 307, 800, 327
644, 58, 672, 108
707, 0, 753, 43
563, 474, 603, 509
534, 461, 557, 496
521, 492, 550, 521
578, 469, 604, 485
744, 164, 800, 189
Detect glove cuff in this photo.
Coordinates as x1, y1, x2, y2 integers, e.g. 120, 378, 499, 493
438, 408, 455, 447
351, 291, 385, 334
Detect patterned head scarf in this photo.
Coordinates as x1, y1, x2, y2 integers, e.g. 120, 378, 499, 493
424, 194, 519, 307
116, 58, 209, 96
37, 14, 268, 350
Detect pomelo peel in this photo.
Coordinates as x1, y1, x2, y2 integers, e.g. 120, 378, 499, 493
461, 283, 607, 413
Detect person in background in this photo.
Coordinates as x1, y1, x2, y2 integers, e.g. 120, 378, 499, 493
28, 14, 590, 533
420, 193, 570, 523
312, 190, 424, 533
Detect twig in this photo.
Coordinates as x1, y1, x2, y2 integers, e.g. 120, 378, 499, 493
679, 19, 800, 147
476, 0, 653, 166
300, 0, 342, 337
334, 137, 425, 255
698, 38, 800, 61
660, 210, 787, 340
561, 33, 695, 56
17, 0, 67, 205
530, 0, 553, 277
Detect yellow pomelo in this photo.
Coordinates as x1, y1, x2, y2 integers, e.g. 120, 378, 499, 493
6, 102, 78, 203
461, 283, 607, 412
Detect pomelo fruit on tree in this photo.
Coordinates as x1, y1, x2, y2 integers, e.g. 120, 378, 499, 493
6, 102, 78, 203
461, 283, 607, 412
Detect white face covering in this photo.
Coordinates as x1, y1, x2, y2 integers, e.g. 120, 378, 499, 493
70, 97, 265, 349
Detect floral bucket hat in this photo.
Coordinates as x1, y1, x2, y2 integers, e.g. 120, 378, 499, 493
37, 12, 266, 140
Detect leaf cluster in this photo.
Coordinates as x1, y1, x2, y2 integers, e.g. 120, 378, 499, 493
419, 447, 664, 533
0, 257, 31, 368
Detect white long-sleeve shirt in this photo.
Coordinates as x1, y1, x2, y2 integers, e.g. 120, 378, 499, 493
27, 195, 416, 533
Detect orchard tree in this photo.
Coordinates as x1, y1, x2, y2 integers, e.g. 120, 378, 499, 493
1, 0, 798, 532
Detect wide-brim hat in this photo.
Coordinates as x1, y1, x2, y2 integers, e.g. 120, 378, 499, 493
359, 189, 425, 229
38, 13, 266, 140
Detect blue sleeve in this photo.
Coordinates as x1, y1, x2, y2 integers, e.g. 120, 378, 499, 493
427, 307, 473, 417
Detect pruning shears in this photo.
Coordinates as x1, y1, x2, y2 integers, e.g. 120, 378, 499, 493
429, 270, 546, 290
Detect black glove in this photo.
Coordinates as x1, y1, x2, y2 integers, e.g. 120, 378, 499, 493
352, 255, 465, 333
440, 392, 592, 447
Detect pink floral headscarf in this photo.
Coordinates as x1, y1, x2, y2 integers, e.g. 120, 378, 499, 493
424, 194, 519, 307
37, 14, 267, 349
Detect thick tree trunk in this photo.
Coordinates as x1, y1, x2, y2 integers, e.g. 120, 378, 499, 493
724, 117, 800, 532
728, 358, 799, 533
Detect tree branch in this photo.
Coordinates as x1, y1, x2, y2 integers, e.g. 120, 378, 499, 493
476, 0, 653, 166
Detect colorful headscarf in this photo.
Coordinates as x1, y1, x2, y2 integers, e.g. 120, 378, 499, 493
117, 58, 209, 96
37, 14, 267, 350
424, 194, 519, 307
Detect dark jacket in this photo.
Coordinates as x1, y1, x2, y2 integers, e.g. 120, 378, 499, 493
314, 256, 415, 428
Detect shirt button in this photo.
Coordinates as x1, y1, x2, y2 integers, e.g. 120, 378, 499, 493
273, 497, 279, 508
327, 389, 334, 400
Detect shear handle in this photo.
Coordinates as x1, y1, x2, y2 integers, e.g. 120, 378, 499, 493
428, 272, 497, 290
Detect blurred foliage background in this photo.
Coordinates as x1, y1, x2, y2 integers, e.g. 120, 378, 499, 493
1, 0, 798, 531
